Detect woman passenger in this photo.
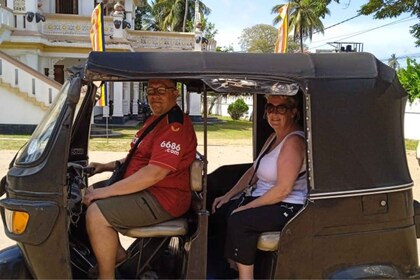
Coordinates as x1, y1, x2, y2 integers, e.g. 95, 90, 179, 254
212, 93, 307, 279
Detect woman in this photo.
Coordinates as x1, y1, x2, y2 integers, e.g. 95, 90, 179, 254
212, 93, 307, 279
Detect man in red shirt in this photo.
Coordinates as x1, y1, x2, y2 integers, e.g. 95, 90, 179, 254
83, 79, 197, 279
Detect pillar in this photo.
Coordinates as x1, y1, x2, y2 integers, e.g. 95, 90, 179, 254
132, 82, 139, 116
113, 82, 124, 120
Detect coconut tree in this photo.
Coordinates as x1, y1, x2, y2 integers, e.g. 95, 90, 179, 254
272, 0, 329, 52
152, 0, 210, 32
388, 53, 400, 69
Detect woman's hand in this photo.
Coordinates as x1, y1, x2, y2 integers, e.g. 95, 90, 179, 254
212, 195, 230, 214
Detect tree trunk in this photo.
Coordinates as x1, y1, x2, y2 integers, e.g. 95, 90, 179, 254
300, 25, 303, 53
182, 0, 189, 32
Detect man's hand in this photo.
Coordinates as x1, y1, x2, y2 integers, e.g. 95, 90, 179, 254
83, 185, 105, 206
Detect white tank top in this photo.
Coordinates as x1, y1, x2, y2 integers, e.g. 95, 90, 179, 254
251, 131, 307, 205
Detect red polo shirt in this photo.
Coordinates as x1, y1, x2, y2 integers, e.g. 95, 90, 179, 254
124, 106, 197, 217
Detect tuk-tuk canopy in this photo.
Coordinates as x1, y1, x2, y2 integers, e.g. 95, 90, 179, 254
84, 51, 395, 83
84, 51, 412, 198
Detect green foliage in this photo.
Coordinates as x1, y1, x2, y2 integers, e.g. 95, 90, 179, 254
397, 58, 420, 103
239, 24, 278, 53
359, 1, 420, 46
227, 98, 249, 120
216, 45, 234, 52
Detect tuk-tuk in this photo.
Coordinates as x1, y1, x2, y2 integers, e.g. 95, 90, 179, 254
0, 51, 419, 279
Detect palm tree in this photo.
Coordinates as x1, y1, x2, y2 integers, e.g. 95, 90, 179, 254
388, 53, 400, 69
152, 0, 210, 32
272, 0, 328, 52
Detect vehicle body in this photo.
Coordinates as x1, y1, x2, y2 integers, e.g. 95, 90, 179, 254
0, 51, 419, 279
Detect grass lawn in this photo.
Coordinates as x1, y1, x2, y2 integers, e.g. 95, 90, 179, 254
0, 116, 418, 152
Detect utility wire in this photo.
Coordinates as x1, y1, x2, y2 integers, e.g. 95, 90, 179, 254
312, 13, 362, 35
308, 16, 415, 50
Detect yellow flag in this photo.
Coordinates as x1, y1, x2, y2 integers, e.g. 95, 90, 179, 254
275, 4, 289, 53
90, 3, 107, 106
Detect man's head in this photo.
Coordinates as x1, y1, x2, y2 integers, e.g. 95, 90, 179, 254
146, 79, 179, 116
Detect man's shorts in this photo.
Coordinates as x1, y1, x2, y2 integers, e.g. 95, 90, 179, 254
95, 189, 173, 235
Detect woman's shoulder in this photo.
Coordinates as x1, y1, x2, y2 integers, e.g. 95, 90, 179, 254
283, 131, 305, 148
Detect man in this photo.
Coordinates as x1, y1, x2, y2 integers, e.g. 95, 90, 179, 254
83, 79, 197, 279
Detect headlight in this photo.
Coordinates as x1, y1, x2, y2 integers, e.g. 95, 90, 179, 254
5, 209, 29, 234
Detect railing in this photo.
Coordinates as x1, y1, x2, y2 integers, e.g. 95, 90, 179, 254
0, 51, 61, 109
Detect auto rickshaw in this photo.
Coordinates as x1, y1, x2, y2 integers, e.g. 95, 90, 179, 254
0, 51, 419, 279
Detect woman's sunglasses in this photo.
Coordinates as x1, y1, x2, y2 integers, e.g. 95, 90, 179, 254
265, 103, 291, 114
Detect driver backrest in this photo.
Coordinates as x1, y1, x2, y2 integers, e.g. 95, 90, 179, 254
190, 153, 204, 192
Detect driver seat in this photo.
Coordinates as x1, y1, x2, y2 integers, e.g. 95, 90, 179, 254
122, 156, 204, 277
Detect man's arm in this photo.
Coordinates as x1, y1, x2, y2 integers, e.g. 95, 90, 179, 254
83, 163, 170, 205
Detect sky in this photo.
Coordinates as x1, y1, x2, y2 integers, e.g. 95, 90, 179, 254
205, 0, 419, 65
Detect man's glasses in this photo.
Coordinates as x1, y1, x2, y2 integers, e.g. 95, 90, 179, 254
265, 103, 291, 114
146, 87, 174, 96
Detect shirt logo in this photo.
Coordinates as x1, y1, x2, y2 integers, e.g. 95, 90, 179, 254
171, 125, 180, 132
160, 141, 181, 156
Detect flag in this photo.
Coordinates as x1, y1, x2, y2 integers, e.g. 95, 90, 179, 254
275, 4, 289, 53
90, 3, 107, 106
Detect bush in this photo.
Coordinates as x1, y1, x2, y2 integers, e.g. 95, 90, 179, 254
227, 98, 249, 120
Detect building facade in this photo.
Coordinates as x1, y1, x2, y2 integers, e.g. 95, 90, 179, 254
0, 0, 216, 133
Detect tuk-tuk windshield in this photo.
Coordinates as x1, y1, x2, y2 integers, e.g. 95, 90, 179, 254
15, 82, 71, 164
204, 78, 299, 95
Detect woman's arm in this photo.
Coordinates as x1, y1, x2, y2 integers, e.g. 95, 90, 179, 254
212, 134, 276, 213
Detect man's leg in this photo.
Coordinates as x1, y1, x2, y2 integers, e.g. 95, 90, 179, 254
86, 203, 119, 279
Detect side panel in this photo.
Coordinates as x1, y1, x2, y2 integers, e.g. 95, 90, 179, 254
275, 190, 418, 278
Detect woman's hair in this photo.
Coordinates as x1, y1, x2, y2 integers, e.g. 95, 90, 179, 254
265, 91, 303, 124
265, 94, 300, 109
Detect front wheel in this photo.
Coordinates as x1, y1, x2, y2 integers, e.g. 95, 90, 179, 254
0, 245, 32, 279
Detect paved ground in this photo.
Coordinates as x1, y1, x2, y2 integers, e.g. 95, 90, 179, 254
0, 148, 419, 259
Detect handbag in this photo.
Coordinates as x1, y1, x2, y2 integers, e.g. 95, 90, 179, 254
106, 107, 173, 186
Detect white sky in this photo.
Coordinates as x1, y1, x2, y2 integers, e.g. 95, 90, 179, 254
205, 0, 419, 63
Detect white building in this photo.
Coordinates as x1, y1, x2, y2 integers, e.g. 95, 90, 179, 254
0, 0, 215, 133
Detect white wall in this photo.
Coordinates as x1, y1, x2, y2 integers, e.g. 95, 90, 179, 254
0, 88, 45, 125
405, 99, 420, 140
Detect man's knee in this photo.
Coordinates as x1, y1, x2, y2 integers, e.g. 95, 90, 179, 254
86, 203, 107, 226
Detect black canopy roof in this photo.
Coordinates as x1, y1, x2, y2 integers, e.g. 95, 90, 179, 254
84, 51, 395, 83
84, 51, 412, 196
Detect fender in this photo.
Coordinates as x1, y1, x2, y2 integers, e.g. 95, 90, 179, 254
328, 264, 404, 279
0, 245, 32, 279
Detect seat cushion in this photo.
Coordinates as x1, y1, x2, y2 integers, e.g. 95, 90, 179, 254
257, 231, 280, 251
124, 218, 188, 238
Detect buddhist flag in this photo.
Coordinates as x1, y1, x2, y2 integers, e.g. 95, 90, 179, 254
275, 4, 289, 53
90, 3, 107, 106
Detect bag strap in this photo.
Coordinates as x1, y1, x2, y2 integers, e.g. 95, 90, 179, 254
245, 135, 276, 192
119, 106, 174, 174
